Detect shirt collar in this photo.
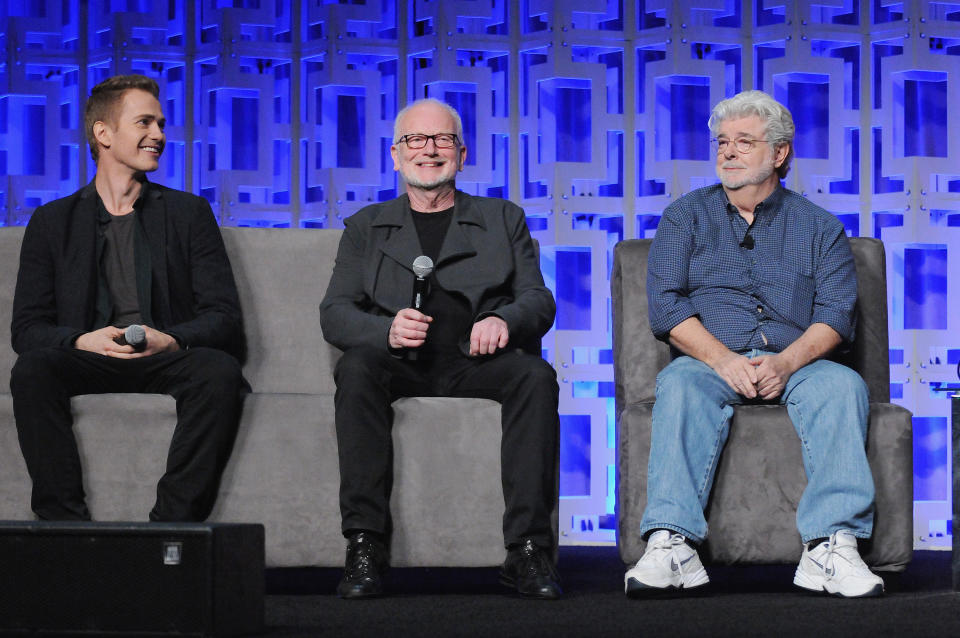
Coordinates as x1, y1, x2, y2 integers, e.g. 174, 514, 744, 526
723, 184, 785, 221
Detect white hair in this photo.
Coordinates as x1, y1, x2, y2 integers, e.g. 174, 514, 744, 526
708, 90, 795, 178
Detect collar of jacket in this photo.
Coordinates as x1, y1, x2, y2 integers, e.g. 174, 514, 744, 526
370, 190, 486, 270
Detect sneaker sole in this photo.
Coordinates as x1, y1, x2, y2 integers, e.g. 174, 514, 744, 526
793, 570, 884, 598
625, 577, 710, 599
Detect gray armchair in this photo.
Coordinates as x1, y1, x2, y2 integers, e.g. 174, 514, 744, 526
613, 237, 913, 571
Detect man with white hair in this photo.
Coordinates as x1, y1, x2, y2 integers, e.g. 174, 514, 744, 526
320, 98, 561, 599
625, 90, 883, 598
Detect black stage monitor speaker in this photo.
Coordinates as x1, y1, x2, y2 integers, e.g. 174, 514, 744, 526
0, 521, 264, 637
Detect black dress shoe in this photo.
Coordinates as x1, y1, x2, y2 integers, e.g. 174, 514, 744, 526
337, 532, 389, 599
499, 539, 562, 599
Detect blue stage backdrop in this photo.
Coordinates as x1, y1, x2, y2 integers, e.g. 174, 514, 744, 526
1, 0, 958, 548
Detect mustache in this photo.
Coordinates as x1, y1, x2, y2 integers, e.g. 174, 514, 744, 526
720, 161, 746, 169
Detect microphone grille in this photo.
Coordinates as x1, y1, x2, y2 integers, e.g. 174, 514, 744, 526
124, 324, 146, 346
412, 255, 434, 278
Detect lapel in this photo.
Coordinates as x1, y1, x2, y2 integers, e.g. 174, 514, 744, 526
69, 182, 102, 326
139, 182, 168, 318
436, 190, 484, 266
373, 194, 423, 271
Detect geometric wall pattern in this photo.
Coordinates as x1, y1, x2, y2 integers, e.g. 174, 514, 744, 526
1, 0, 959, 548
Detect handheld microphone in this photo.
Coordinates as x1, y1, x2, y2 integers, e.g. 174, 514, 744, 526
411, 255, 434, 310
114, 324, 147, 351
408, 256, 434, 361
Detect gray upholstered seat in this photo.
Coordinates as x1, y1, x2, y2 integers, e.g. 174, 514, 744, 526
612, 237, 913, 571
0, 226, 554, 567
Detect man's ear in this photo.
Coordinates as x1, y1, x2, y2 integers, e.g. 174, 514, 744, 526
92, 121, 112, 154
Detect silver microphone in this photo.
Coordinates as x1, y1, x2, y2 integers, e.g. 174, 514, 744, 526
411, 255, 434, 310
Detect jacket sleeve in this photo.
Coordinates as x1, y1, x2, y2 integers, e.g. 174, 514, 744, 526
476, 203, 556, 344
160, 199, 243, 351
11, 209, 85, 353
318, 216, 394, 351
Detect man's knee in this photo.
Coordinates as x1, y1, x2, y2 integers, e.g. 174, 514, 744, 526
11, 348, 69, 394
655, 357, 715, 403
334, 346, 392, 385
182, 348, 244, 395
508, 353, 559, 396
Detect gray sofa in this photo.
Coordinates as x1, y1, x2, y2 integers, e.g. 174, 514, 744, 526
0, 226, 512, 567
613, 237, 914, 571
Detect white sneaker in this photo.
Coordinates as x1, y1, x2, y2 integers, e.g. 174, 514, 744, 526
624, 530, 709, 597
793, 530, 884, 598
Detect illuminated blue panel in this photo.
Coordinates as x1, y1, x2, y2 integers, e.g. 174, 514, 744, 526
872, 211, 903, 239
636, 132, 665, 197
903, 245, 947, 330
336, 94, 364, 169
903, 77, 947, 158
812, 41, 860, 109
755, 0, 785, 26
873, 0, 903, 23
231, 97, 258, 171
442, 90, 476, 166
24, 104, 45, 175
540, 79, 591, 163
691, 43, 742, 95
560, 414, 590, 498
668, 80, 710, 161
873, 128, 903, 194
754, 42, 784, 89
555, 248, 591, 330
835, 214, 859, 237
872, 40, 903, 108
637, 1, 666, 29
830, 129, 860, 195
913, 417, 948, 501
780, 75, 829, 160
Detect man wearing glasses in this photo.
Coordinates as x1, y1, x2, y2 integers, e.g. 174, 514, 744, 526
320, 99, 561, 599
625, 90, 883, 598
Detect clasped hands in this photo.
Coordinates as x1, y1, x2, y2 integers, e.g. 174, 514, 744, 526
712, 351, 793, 400
74, 325, 180, 358
388, 308, 509, 356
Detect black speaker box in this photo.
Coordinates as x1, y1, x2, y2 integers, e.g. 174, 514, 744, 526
0, 521, 264, 636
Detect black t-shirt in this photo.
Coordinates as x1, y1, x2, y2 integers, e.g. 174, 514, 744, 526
102, 211, 142, 327
410, 207, 474, 362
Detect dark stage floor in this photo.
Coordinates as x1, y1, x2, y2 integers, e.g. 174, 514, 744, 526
262, 547, 960, 637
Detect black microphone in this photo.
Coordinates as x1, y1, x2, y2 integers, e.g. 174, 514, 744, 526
114, 324, 147, 351
408, 256, 434, 361
411, 255, 434, 310
740, 233, 754, 250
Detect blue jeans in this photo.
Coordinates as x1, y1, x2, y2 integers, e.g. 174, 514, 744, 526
639, 352, 875, 544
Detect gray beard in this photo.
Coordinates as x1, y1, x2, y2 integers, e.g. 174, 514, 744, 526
717, 162, 775, 190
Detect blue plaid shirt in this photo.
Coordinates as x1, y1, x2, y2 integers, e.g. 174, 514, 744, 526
647, 184, 857, 353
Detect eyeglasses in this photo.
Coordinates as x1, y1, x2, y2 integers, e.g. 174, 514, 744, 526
395, 133, 460, 149
710, 137, 770, 154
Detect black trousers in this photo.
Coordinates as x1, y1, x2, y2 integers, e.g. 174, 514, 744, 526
334, 346, 560, 549
10, 347, 247, 522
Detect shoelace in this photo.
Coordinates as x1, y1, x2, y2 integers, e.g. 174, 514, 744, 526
651, 533, 693, 577
347, 544, 380, 577
519, 542, 555, 578
818, 532, 866, 580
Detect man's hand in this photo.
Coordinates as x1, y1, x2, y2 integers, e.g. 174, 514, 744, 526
750, 353, 794, 400
389, 308, 432, 349
75, 326, 133, 356
710, 350, 759, 399
74, 325, 180, 358
469, 316, 509, 356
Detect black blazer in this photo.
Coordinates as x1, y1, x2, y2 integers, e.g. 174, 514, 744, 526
11, 180, 242, 356
319, 190, 555, 356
